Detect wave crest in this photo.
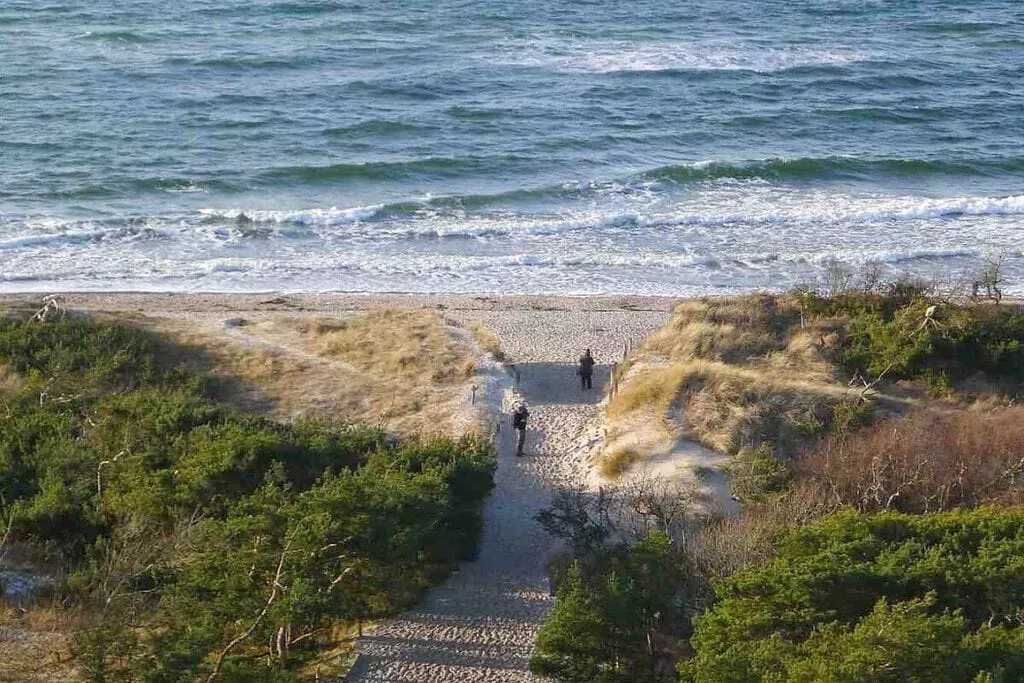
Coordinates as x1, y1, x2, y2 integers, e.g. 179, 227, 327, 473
645, 156, 1024, 183
496, 39, 872, 74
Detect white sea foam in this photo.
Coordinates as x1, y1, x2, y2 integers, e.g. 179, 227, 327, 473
0, 220, 163, 251
4, 184, 1024, 295
495, 38, 872, 74
198, 204, 384, 226
162, 181, 208, 194
636, 190, 1024, 230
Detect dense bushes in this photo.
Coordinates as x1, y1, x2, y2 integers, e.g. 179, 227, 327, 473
798, 288, 1024, 390
682, 508, 1024, 682
532, 535, 688, 683
0, 315, 496, 680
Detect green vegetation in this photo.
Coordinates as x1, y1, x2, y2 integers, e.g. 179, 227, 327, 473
531, 485, 701, 683
532, 535, 688, 683
798, 283, 1024, 390
682, 508, 1024, 682
725, 444, 790, 504
0, 315, 495, 680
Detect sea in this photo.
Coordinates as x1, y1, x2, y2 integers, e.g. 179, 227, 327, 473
2, 0, 1023, 295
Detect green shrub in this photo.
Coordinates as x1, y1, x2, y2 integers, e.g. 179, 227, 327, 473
795, 279, 1024, 390
681, 507, 1024, 682
532, 534, 687, 683
726, 445, 790, 503
826, 299, 1024, 388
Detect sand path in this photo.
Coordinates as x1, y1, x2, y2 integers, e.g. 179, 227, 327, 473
346, 309, 669, 682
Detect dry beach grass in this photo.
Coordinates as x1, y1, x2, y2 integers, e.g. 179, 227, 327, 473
144, 307, 482, 435
602, 295, 860, 471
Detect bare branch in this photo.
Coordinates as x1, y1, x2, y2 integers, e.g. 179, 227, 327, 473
207, 539, 291, 682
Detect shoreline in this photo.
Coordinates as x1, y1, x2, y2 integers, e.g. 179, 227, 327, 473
0, 291, 682, 315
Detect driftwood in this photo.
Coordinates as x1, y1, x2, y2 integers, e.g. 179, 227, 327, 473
29, 295, 66, 323
848, 361, 895, 405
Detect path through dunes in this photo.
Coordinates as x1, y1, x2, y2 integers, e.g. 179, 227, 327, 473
346, 309, 669, 682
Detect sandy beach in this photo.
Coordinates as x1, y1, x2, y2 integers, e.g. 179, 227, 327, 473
2, 291, 673, 681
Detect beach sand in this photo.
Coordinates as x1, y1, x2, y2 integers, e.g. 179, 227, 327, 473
1, 292, 674, 681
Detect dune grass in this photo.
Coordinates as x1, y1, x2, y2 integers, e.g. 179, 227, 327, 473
468, 322, 506, 362
598, 446, 642, 478
310, 309, 477, 384
602, 295, 858, 473
155, 308, 481, 435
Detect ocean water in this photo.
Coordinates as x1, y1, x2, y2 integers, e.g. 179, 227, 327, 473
2, 0, 1023, 294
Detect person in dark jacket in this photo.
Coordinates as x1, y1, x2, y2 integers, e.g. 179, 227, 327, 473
512, 402, 529, 457
578, 349, 595, 390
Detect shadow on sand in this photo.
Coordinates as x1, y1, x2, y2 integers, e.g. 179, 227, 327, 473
507, 362, 612, 407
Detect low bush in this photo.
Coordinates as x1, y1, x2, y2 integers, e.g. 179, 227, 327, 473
681, 507, 1024, 682
726, 444, 790, 503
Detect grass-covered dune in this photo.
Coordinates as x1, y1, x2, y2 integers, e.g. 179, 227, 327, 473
0, 312, 495, 681
601, 282, 1024, 484
154, 307, 486, 435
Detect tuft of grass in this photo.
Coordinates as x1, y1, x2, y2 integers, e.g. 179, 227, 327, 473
0, 363, 24, 396
469, 323, 506, 362
598, 446, 642, 478
692, 465, 715, 482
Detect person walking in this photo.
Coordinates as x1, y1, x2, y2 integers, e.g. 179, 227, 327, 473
578, 348, 595, 391
512, 401, 529, 457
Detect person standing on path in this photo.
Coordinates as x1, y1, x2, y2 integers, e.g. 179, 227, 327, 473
578, 348, 595, 391
512, 401, 529, 457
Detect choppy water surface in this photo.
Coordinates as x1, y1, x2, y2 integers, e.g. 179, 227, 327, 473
2, 0, 1024, 293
